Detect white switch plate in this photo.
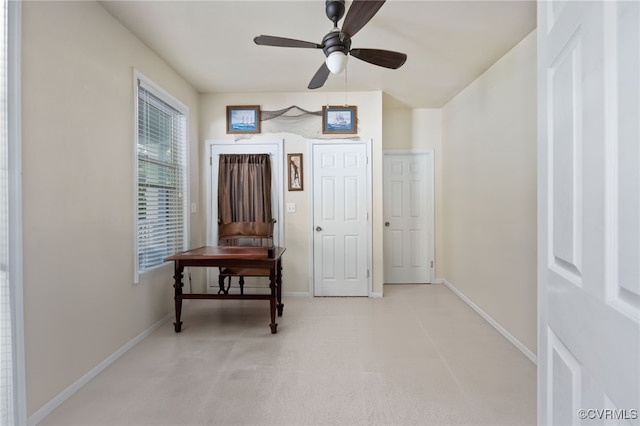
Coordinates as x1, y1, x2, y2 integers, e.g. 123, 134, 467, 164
191, 203, 197, 213
287, 203, 296, 213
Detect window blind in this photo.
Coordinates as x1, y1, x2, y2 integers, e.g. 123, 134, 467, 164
136, 80, 187, 273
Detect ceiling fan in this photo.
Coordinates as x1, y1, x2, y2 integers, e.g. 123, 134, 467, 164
254, 0, 407, 89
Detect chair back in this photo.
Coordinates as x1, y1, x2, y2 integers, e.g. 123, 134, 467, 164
218, 219, 275, 248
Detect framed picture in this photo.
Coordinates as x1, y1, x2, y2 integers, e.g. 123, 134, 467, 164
287, 153, 303, 191
226, 105, 261, 134
322, 105, 357, 134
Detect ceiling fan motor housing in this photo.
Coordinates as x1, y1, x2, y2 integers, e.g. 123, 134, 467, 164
322, 30, 351, 57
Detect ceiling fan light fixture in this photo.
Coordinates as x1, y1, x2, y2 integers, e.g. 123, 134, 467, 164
326, 51, 348, 74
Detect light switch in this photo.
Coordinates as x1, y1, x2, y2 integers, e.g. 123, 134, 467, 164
191, 203, 197, 214
287, 203, 296, 213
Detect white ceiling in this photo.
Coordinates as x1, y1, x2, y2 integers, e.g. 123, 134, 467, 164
99, 0, 536, 109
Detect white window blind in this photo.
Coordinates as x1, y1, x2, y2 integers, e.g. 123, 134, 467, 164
136, 78, 187, 274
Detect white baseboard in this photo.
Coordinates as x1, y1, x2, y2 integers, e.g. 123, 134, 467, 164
441, 279, 537, 364
369, 292, 383, 298
27, 312, 173, 426
283, 291, 310, 297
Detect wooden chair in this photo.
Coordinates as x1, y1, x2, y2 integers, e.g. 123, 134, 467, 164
217, 219, 275, 295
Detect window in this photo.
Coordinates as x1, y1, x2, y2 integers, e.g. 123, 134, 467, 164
135, 74, 188, 277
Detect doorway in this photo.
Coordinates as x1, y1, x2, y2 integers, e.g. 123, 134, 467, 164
310, 140, 371, 296
206, 139, 283, 291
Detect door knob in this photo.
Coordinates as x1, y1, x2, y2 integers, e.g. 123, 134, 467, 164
315, 226, 323, 232
384, 222, 390, 227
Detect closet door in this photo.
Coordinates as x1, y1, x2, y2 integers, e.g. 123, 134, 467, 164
382, 152, 434, 284
311, 142, 370, 297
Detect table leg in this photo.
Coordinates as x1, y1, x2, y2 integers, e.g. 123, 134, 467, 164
276, 258, 284, 317
173, 264, 184, 333
269, 268, 278, 334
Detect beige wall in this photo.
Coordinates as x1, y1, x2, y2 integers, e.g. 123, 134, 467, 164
441, 30, 537, 353
199, 92, 384, 295
21, 1, 200, 415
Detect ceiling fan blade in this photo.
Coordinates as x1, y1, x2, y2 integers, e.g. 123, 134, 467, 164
254, 35, 322, 49
350, 48, 407, 69
341, 0, 386, 37
308, 62, 330, 89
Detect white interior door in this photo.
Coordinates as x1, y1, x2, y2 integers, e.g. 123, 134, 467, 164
312, 142, 369, 296
383, 151, 434, 284
538, 2, 640, 424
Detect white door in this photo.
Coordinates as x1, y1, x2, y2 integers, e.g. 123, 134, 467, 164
383, 152, 434, 283
538, 2, 640, 424
312, 142, 369, 296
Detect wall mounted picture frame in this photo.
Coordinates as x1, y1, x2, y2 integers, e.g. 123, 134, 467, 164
226, 105, 261, 134
322, 105, 357, 134
287, 153, 303, 191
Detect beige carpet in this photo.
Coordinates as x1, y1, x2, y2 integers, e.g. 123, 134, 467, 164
40, 284, 536, 425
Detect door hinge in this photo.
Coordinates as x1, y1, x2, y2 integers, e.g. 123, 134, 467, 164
366, 156, 369, 164
367, 269, 370, 278
210, 157, 212, 165
430, 260, 434, 268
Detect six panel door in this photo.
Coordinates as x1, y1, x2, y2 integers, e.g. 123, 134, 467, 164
312, 143, 369, 296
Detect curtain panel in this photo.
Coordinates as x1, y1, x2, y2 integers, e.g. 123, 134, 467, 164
218, 154, 272, 238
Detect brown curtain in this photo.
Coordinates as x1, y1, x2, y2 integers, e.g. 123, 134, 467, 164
218, 154, 272, 238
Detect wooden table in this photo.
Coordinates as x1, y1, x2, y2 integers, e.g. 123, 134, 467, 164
164, 246, 285, 334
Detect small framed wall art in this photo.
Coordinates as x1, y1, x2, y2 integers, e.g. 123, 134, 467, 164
287, 153, 303, 191
226, 105, 261, 134
322, 105, 357, 134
